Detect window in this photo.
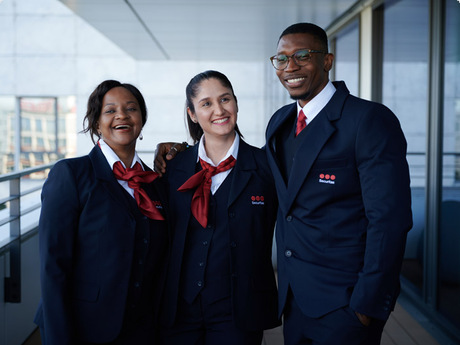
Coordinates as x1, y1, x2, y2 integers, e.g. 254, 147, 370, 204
439, 0, 460, 329
381, 0, 429, 295
0, 96, 77, 174
0, 97, 16, 174
333, 19, 359, 96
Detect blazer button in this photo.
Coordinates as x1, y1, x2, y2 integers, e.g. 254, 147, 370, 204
229, 212, 235, 218
202, 241, 208, 246
286, 215, 292, 222
197, 281, 203, 287
285, 249, 292, 257
230, 242, 237, 248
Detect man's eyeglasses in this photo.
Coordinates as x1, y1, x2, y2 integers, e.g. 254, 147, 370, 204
270, 49, 327, 70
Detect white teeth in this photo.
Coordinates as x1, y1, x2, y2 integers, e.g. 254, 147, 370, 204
115, 125, 130, 129
213, 118, 228, 124
287, 77, 304, 83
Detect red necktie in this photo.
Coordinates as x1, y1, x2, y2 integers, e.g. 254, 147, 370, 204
295, 109, 307, 136
178, 156, 236, 228
112, 161, 165, 220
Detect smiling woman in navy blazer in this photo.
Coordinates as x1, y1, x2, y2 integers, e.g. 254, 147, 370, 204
34, 80, 168, 345
160, 71, 280, 345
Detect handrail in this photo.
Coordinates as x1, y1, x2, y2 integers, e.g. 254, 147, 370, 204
0, 163, 55, 182
0, 162, 55, 303
0, 162, 55, 243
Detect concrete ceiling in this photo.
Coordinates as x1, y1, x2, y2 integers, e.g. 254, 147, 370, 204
58, 0, 356, 61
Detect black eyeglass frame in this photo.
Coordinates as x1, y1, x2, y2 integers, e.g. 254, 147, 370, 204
270, 49, 327, 70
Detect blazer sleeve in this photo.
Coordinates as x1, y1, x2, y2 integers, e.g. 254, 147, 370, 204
350, 103, 413, 320
38, 160, 82, 345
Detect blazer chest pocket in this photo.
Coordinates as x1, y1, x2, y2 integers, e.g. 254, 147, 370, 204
310, 158, 348, 171
72, 282, 100, 302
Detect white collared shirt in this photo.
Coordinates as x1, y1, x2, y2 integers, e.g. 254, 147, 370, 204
296, 80, 336, 125
197, 132, 239, 195
99, 139, 143, 198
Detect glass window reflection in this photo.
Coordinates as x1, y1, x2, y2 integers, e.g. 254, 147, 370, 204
439, 0, 460, 329
381, 0, 429, 295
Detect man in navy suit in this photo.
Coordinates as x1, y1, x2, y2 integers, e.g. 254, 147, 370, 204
265, 23, 412, 344
155, 22, 412, 345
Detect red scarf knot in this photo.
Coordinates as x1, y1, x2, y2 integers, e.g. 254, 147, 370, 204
113, 161, 165, 221
178, 155, 236, 227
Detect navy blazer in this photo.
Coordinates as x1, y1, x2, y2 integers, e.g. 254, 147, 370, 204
266, 81, 413, 321
34, 146, 168, 344
162, 139, 280, 331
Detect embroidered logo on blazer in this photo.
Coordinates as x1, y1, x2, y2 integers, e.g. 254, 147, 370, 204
152, 200, 163, 209
251, 196, 265, 205
318, 173, 336, 185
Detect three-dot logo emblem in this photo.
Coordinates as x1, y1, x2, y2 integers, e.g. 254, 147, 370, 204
251, 196, 265, 204
318, 173, 336, 184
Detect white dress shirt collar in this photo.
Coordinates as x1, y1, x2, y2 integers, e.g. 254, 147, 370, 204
297, 80, 336, 124
99, 139, 143, 170
98, 139, 143, 198
196, 132, 239, 194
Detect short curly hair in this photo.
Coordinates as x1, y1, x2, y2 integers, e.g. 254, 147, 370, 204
279, 23, 329, 53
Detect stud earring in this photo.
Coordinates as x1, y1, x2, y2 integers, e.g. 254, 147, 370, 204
139, 131, 143, 140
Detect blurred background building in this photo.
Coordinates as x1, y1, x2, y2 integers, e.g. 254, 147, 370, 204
0, 0, 459, 344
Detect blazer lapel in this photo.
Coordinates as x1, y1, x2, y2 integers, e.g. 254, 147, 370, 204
228, 140, 256, 207
89, 146, 136, 214
141, 161, 169, 221
172, 145, 199, 222
269, 82, 349, 213
284, 113, 336, 211
265, 103, 296, 209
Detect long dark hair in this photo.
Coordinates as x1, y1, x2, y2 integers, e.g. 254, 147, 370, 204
82, 80, 147, 144
185, 70, 243, 143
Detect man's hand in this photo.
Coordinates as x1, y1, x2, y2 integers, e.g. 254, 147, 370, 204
355, 312, 372, 326
154, 142, 186, 176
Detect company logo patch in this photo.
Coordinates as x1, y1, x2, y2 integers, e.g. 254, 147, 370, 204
318, 173, 336, 185
251, 195, 265, 205
152, 200, 163, 209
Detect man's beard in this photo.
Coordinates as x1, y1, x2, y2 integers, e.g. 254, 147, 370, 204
290, 91, 311, 101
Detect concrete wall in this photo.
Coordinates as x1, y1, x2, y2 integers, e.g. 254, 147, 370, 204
0, 0, 276, 168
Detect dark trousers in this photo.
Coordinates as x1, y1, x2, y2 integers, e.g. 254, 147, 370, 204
161, 295, 262, 345
283, 289, 386, 345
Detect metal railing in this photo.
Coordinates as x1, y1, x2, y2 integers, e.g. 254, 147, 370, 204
0, 163, 54, 303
